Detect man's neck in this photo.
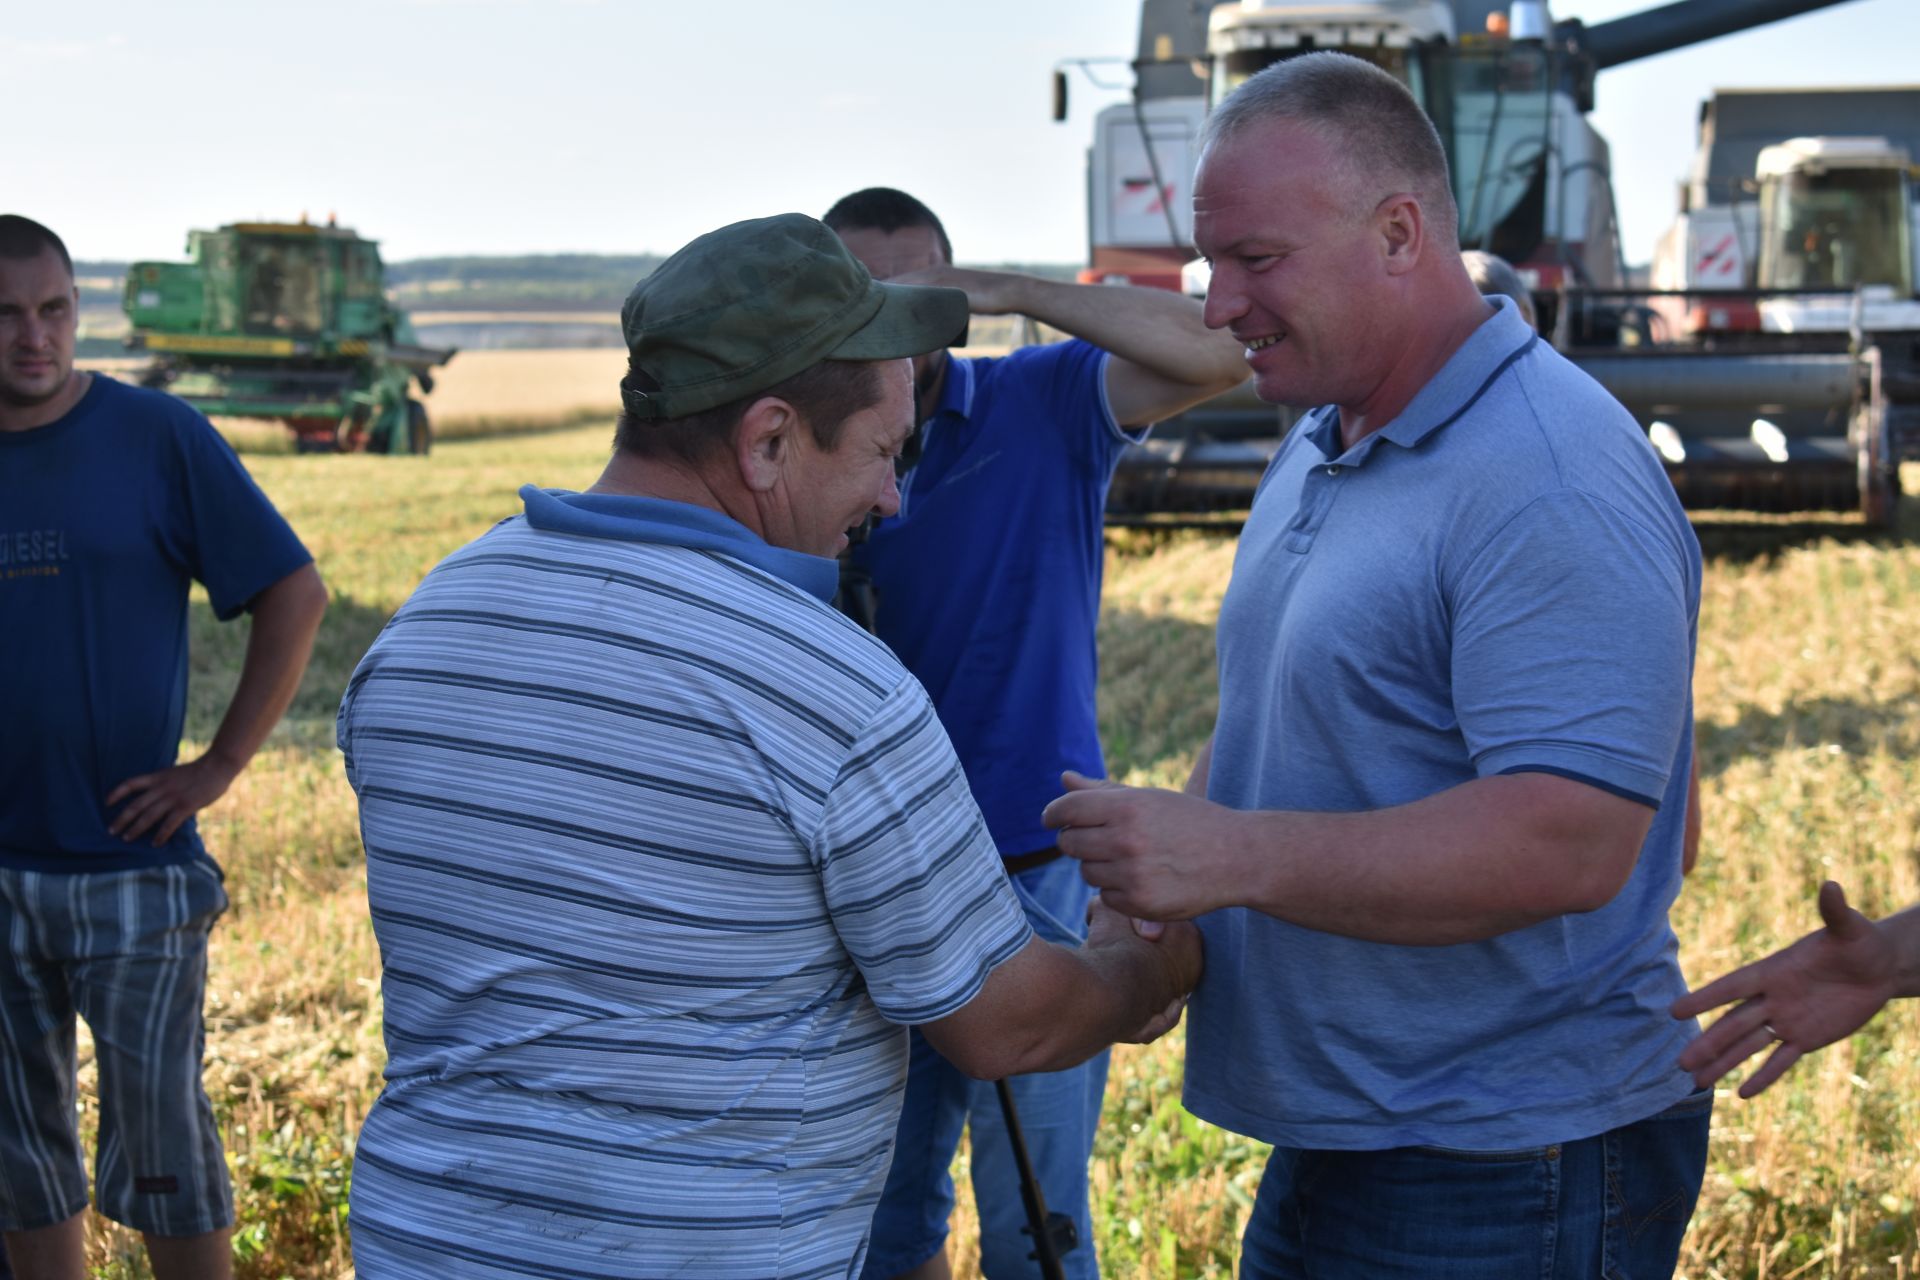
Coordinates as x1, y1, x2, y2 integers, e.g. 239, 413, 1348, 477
915, 352, 950, 426
1336, 294, 1494, 452
0, 370, 90, 433
587, 449, 759, 533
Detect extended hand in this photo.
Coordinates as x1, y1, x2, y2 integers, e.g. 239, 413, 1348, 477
106, 753, 242, 846
1672, 881, 1900, 1097
1045, 772, 1242, 922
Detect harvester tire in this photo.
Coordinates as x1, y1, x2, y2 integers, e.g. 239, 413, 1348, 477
407, 399, 432, 456
1859, 407, 1899, 531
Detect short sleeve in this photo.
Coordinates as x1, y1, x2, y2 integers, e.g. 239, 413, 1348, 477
1451, 489, 1693, 808
172, 412, 313, 619
813, 676, 1033, 1025
1010, 339, 1142, 478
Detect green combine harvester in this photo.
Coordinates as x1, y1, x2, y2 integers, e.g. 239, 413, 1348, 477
123, 220, 454, 454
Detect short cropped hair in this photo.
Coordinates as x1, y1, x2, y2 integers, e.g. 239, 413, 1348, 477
612, 357, 885, 468
0, 214, 73, 274
1202, 52, 1459, 243
822, 188, 953, 264
1462, 250, 1538, 329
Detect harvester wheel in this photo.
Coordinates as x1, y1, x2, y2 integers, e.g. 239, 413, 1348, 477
1859, 409, 1899, 531
407, 399, 432, 456
338, 403, 373, 453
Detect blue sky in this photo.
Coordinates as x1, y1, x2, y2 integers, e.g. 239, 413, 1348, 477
8, 0, 1914, 267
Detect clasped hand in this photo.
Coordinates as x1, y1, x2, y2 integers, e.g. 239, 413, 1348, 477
1087, 893, 1202, 1044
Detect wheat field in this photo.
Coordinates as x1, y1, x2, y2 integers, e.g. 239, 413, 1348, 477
56, 406, 1920, 1278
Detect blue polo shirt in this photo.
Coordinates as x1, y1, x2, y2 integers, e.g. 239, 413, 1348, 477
1186, 298, 1704, 1150
850, 340, 1144, 857
0, 375, 311, 872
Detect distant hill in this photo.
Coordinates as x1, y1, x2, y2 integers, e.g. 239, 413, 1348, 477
77, 254, 1084, 317
384, 254, 668, 312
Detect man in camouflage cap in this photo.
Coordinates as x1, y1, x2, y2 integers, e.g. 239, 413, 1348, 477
338, 213, 1203, 1279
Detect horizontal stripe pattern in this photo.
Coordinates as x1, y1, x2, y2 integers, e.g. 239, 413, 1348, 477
339, 518, 1032, 1278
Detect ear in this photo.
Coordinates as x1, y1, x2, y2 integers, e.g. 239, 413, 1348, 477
1377, 193, 1424, 277
734, 395, 799, 493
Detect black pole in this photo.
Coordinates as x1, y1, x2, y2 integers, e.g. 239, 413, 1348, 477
995, 1078, 1073, 1280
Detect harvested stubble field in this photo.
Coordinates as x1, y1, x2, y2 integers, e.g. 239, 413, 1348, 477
73, 410, 1920, 1278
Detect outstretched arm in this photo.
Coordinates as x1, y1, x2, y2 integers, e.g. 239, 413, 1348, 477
1042, 768, 1651, 947
919, 896, 1203, 1080
893, 264, 1248, 426
1671, 882, 1920, 1096
107, 563, 329, 845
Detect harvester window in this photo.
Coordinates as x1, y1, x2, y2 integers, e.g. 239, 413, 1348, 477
242, 241, 325, 335
1449, 46, 1553, 252
1762, 168, 1910, 292
345, 245, 382, 299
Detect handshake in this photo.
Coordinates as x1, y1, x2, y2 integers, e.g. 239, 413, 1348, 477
1049, 769, 1225, 1050
1086, 892, 1202, 1045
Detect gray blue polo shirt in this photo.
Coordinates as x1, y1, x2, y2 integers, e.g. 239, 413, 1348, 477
1185, 297, 1703, 1151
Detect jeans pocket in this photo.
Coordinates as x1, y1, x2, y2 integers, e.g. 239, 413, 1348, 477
1599, 1095, 1713, 1279
182, 858, 231, 926
1007, 864, 1093, 946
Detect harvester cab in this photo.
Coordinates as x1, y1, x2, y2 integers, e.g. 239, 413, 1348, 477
1755, 136, 1918, 327
124, 220, 454, 454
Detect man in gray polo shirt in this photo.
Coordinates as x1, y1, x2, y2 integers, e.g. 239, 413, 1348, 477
1044, 54, 1708, 1277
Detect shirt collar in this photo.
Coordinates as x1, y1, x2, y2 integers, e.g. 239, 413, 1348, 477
928, 351, 977, 424
1377, 295, 1538, 451
518, 485, 840, 602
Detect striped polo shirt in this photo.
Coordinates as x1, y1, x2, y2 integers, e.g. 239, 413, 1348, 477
339, 487, 1034, 1280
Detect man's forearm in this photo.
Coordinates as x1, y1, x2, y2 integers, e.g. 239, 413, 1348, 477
206, 564, 328, 773
1229, 774, 1652, 944
1058, 771, 1652, 946
1003, 934, 1188, 1076
1001, 274, 1245, 390
921, 924, 1196, 1081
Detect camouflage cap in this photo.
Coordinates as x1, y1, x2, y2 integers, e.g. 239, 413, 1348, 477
619, 213, 969, 421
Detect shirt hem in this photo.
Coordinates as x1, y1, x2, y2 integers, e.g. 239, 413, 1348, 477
0, 843, 212, 874
1182, 1069, 1700, 1152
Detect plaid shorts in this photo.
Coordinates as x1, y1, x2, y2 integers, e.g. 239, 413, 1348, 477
0, 860, 234, 1236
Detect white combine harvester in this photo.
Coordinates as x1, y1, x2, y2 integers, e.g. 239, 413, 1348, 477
1058, 0, 1920, 526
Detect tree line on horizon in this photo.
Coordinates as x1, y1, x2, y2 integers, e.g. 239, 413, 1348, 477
74, 255, 1082, 315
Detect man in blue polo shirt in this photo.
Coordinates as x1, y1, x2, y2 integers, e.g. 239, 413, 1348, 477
0, 214, 328, 1280
822, 189, 1246, 1280
1043, 55, 1710, 1277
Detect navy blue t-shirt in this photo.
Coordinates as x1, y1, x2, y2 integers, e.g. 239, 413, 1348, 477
851, 339, 1143, 857
0, 375, 312, 871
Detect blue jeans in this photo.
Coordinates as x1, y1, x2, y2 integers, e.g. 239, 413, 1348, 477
863, 859, 1108, 1280
1239, 1090, 1713, 1279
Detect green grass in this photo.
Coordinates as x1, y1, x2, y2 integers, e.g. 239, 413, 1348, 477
69, 431, 1920, 1278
